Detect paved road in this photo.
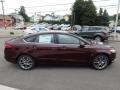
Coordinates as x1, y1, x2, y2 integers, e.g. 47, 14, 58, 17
0, 38, 120, 90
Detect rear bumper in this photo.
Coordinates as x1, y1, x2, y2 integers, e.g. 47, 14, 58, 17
103, 35, 109, 40
4, 56, 17, 64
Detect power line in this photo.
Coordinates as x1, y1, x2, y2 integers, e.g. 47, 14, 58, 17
25, 3, 73, 8
5, 0, 111, 10
98, 4, 117, 8
93, 0, 110, 2
27, 9, 70, 14
26, 4, 120, 14
22, 0, 111, 8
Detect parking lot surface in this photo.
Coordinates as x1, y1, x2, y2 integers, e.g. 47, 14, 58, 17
0, 38, 120, 90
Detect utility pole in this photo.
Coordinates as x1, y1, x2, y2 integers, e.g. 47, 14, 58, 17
0, 0, 6, 29
70, 8, 75, 29
114, 0, 120, 38
15, 9, 18, 14
73, 12, 75, 26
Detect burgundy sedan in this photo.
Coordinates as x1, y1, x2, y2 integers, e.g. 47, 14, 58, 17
4, 31, 116, 70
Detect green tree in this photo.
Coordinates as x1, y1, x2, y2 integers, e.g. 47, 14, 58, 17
96, 8, 109, 26
96, 8, 104, 25
102, 9, 109, 26
19, 6, 30, 22
72, 0, 97, 26
98, 8, 103, 16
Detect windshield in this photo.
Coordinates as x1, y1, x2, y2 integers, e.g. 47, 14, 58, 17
70, 33, 91, 45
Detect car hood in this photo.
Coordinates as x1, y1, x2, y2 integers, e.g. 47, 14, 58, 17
86, 41, 113, 49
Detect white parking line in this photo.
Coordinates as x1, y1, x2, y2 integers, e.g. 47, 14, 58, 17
0, 85, 19, 90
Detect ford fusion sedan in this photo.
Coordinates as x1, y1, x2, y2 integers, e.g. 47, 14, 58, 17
4, 31, 116, 70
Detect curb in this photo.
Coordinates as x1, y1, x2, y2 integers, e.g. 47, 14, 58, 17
0, 35, 21, 38
0, 85, 19, 90
108, 40, 120, 42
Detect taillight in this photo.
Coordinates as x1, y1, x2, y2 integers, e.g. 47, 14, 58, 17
4, 43, 13, 49
103, 32, 107, 36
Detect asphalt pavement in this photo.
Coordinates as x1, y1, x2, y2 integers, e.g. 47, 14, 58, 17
0, 38, 120, 90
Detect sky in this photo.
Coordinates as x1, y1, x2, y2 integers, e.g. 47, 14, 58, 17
0, 0, 119, 16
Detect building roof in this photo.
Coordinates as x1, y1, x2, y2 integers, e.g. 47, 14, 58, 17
0, 15, 12, 20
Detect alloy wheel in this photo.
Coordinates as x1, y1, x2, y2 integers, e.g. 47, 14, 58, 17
92, 54, 109, 70
17, 55, 35, 70
95, 36, 102, 42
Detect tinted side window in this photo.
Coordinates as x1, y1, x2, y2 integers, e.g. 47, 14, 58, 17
82, 26, 89, 32
89, 27, 102, 31
39, 28, 42, 30
58, 34, 80, 44
89, 27, 94, 30
24, 36, 37, 42
31, 28, 36, 30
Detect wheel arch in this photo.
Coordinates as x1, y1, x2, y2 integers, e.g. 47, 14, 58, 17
94, 35, 102, 39
90, 53, 111, 64
16, 53, 36, 63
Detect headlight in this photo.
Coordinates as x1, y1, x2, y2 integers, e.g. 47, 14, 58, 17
110, 49, 116, 53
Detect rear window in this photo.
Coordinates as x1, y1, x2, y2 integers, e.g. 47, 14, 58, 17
24, 34, 54, 44
89, 27, 105, 31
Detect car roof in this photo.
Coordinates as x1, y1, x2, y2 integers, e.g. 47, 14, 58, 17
22, 30, 69, 38
33, 30, 68, 34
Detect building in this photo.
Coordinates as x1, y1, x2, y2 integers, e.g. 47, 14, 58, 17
44, 14, 54, 21
10, 13, 24, 26
31, 14, 43, 23
0, 15, 13, 28
44, 14, 63, 21
63, 15, 70, 22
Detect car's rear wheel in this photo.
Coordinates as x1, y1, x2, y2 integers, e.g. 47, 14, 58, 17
94, 36, 102, 42
92, 54, 109, 70
17, 55, 35, 70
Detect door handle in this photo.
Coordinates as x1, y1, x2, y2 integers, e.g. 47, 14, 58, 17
32, 46, 37, 49
59, 46, 67, 50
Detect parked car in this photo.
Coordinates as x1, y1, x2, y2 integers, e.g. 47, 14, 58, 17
14, 25, 26, 30
23, 27, 49, 34
110, 27, 120, 33
72, 26, 110, 42
61, 25, 71, 31
4, 31, 116, 70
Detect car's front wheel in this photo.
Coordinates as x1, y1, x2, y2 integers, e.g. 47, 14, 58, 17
17, 55, 35, 70
94, 36, 102, 42
92, 54, 109, 70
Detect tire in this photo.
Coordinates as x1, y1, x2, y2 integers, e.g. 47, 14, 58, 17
17, 55, 35, 70
94, 36, 102, 42
92, 54, 109, 70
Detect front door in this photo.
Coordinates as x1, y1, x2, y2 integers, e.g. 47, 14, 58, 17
55, 34, 91, 63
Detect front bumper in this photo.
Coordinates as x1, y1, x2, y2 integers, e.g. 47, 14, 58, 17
109, 53, 116, 63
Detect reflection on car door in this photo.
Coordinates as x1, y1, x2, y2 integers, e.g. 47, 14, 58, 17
55, 34, 91, 63
55, 44, 91, 63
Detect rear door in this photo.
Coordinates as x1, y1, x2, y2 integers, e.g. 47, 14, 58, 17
77, 26, 90, 38
33, 34, 60, 62
24, 34, 59, 63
